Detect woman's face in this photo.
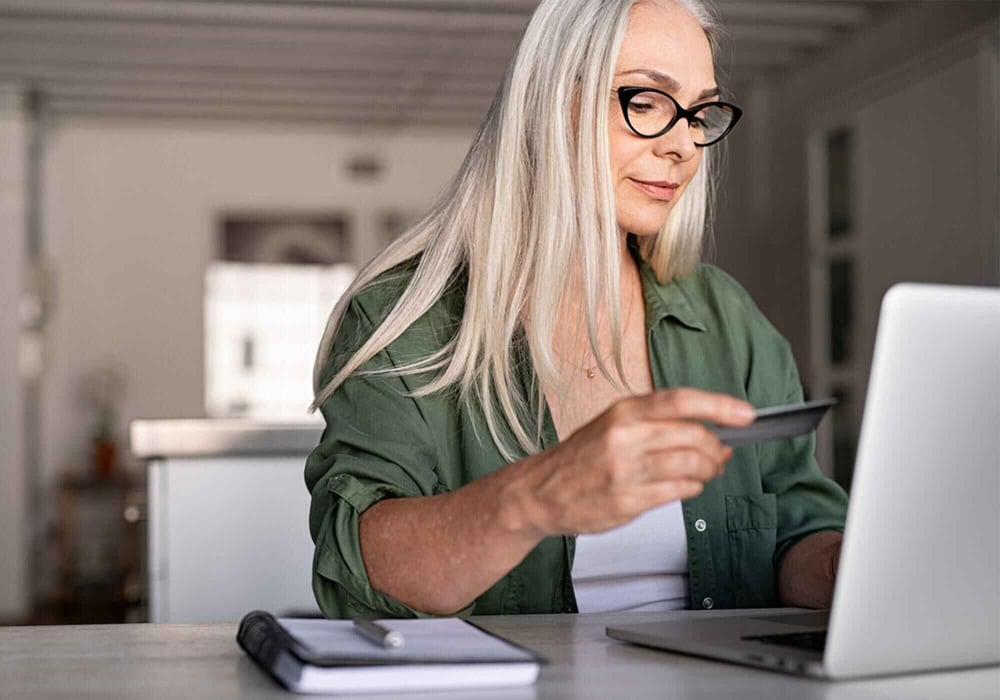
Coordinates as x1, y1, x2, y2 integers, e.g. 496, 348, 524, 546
610, 1, 718, 238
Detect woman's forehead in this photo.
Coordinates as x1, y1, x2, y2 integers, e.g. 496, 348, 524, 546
616, 1, 715, 96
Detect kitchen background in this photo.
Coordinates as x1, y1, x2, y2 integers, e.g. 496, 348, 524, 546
0, 0, 996, 625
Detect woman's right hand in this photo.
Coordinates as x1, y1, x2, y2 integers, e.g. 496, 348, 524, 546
497, 388, 756, 537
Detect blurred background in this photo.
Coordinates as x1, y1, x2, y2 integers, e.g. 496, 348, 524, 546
0, 0, 996, 626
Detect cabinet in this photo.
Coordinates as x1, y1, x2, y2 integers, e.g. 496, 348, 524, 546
133, 420, 322, 623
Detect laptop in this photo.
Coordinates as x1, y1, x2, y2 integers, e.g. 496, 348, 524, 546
607, 283, 1000, 679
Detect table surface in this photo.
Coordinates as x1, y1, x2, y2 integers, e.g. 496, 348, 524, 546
2, 609, 997, 699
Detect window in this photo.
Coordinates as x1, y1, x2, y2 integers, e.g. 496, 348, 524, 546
204, 262, 356, 419
205, 211, 356, 420
826, 129, 853, 239
828, 257, 854, 366
809, 124, 861, 492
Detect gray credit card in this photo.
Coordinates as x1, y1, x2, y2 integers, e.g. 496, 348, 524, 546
711, 398, 838, 447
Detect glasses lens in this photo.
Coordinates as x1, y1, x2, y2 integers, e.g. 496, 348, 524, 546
690, 103, 736, 145
624, 90, 677, 137
623, 90, 737, 144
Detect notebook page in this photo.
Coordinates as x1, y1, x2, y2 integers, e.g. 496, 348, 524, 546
278, 618, 535, 663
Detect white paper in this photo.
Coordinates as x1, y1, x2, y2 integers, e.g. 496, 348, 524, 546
277, 617, 536, 663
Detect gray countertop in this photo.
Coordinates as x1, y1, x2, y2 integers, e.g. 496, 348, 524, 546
1, 611, 997, 699
129, 418, 323, 458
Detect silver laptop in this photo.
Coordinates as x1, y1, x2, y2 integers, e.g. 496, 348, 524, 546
607, 283, 1000, 679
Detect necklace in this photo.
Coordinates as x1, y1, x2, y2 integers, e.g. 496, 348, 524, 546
584, 290, 635, 379
562, 271, 639, 380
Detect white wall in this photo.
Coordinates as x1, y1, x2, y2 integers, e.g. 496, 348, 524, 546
0, 84, 28, 620
41, 120, 474, 487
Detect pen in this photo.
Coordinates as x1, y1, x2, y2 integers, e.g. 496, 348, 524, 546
352, 618, 405, 650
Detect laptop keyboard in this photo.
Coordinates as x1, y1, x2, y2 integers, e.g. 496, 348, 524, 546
742, 630, 828, 653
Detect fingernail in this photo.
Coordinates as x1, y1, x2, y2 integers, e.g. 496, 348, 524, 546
735, 403, 755, 419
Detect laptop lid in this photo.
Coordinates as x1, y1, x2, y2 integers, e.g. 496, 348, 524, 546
824, 284, 1000, 678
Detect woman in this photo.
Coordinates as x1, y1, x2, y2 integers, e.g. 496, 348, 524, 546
306, 0, 847, 618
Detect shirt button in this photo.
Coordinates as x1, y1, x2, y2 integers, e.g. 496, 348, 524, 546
694, 519, 707, 532
702, 597, 714, 610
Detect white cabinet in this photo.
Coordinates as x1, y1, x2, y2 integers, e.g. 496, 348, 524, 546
135, 421, 323, 623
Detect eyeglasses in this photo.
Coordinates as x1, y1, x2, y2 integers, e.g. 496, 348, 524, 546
616, 86, 743, 146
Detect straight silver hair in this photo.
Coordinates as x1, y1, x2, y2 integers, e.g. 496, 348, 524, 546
312, 0, 728, 461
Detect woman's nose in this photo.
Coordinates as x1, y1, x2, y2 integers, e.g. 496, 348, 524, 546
651, 119, 698, 161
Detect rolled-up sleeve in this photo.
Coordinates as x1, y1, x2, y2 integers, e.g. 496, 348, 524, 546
305, 298, 453, 619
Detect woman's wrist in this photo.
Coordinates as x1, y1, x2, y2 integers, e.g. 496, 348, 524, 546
492, 454, 551, 540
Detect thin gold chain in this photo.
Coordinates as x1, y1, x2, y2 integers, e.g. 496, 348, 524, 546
557, 265, 640, 380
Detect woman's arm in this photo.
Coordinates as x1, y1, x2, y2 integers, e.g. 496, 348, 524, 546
776, 530, 842, 608
360, 388, 755, 615
359, 455, 543, 616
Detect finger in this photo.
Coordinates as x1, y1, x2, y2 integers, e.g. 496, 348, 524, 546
593, 476, 709, 530
623, 419, 730, 465
639, 448, 721, 484
625, 388, 756, 427
634, 479, 706, 511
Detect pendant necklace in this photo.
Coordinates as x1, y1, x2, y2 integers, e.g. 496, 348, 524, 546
574, 276, 638, 380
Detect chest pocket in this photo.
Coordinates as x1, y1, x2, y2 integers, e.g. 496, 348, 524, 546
726, 493, 778, 607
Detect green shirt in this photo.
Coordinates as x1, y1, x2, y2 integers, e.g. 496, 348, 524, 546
305, 252, 848, 618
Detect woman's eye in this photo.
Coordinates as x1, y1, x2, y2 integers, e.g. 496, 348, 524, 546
628, 101, 654, 114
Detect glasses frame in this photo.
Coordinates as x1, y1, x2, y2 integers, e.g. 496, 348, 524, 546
616, 86, 743, 147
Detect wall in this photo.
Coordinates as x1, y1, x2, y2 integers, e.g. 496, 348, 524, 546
711, 78, 769, 303
41, 121, 475, 488
714, 1, 999, 373
0, 84, 28, 620
854, 48, 999, 371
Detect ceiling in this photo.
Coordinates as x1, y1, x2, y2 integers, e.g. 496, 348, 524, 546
0, 0, 904, 128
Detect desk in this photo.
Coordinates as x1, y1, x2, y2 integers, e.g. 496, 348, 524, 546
1, 610, 996, 699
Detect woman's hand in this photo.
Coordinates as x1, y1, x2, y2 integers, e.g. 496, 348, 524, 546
497, 388, 756, 538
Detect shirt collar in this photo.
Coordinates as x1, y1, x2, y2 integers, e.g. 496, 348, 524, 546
631, 243, 708, 333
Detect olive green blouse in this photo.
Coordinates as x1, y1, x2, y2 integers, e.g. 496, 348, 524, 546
305, 251, 848, 619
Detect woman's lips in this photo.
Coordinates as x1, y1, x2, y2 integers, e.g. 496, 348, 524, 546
630, 178, 679, 201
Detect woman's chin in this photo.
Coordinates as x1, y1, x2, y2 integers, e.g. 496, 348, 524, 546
618, 220, 667, 238
618, 205, 671, 238
626, 228, 661, 238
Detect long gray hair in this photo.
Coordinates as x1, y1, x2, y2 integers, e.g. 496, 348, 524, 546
312, 0, 727, 461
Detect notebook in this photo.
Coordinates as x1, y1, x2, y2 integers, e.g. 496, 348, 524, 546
237, 611, 545, 694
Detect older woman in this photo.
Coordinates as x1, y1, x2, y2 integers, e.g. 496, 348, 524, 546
306, 0, 847, 618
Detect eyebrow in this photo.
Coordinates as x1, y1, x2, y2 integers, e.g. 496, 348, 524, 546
616, 69, 721, 101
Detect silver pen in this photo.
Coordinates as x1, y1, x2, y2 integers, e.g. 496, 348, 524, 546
352, 618, 405, 650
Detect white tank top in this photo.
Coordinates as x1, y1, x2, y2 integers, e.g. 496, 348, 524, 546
571, 500, 690, 612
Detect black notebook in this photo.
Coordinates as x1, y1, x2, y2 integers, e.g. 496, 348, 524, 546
237, 611, 545, 694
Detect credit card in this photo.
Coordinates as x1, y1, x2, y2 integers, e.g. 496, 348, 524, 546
710, 398, 838, 447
